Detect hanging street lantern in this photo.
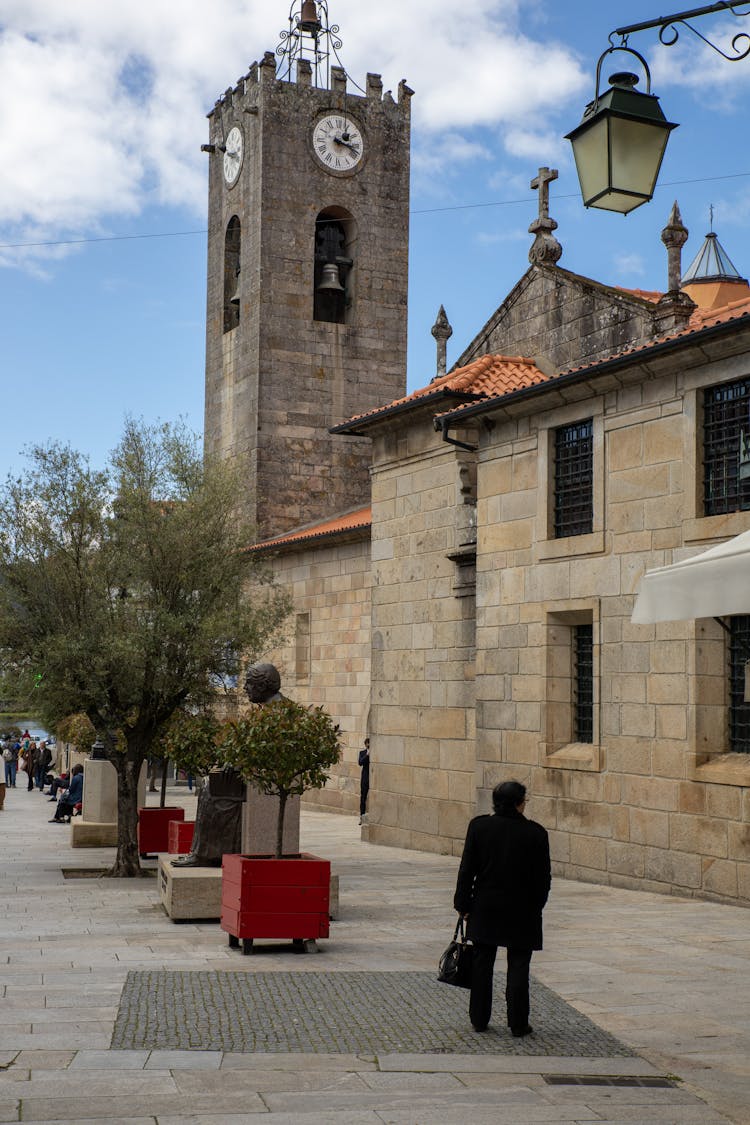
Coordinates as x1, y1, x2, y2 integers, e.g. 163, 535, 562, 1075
566, 46, 678, 215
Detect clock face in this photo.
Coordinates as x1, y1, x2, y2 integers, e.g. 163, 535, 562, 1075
311, 114, 364, 174
223, 126, 243, 186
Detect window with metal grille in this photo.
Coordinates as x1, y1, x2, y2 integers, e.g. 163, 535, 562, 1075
729, 615, 750, 753
703, 377, 750, 516
554, 419, 593, 538
573, 623, 594, 743
295, 612, 311, 682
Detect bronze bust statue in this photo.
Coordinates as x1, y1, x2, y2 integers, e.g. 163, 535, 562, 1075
244, 662, 283, 705
172, 661, 284, 867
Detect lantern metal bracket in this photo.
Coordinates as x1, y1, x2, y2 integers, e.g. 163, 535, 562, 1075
591, 45, 653, 107
610, 1, 750, 62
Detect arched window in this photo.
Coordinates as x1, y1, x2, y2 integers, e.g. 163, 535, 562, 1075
223, 216, 241, 333
313, 207, 356, 324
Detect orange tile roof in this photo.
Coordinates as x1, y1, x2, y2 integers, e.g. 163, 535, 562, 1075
617, 286, 663, 303
689, 291, 750, 328
438, 294, 750, 427
337, 353, 549, 431
248, 505, 371, 553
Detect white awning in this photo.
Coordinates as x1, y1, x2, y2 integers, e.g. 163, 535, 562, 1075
631, 528, 750, 624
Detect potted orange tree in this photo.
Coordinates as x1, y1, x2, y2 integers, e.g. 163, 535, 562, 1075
218, 696, 341, 953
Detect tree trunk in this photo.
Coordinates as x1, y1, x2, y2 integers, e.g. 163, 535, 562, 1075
276, 790, 287, 859
159, 757, 169, 807
111, 749, 145, 877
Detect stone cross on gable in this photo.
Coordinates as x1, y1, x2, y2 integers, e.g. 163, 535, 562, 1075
531, 166, 557, 223
528, 165, 562, 266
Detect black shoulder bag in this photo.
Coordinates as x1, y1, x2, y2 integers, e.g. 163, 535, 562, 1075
437, 916, 474, 988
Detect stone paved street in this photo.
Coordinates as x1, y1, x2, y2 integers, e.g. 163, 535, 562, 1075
1, 782, 749, 1124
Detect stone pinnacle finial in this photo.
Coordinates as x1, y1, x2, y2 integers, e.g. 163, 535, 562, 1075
529, 166, 562, 266
431, 305, 453, 379
661, 200, 689, 294
655, 200, 696, 332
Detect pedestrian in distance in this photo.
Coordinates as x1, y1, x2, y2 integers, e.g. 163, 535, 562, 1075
47, 772, 70, 801
358, 737, 370, 825
3, 741, 19, 788
49, 763, 84, 823
454, 779, 551, 1036
25, 740, 39, 791
35, 741, 52, 791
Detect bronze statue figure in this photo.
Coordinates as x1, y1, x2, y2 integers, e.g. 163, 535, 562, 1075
172, 661, 283, 868
244, 661, 283, 705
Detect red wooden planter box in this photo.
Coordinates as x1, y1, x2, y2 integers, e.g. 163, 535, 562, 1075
137, 806, 185, 857
167, 819, 195, 855
221, 853, 331, 946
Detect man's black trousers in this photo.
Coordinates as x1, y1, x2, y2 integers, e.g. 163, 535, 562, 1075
468, 943, 533, 1032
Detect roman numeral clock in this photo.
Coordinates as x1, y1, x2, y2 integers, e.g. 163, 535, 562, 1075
311, 113, 364, 173
203, 2, 412, 542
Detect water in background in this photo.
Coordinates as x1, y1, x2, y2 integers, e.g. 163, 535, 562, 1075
1, 716, 51, 740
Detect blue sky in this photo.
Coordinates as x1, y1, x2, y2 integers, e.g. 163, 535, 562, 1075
1, 0, 749, 481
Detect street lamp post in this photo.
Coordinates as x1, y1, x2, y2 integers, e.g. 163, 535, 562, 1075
567, 1, 750, 214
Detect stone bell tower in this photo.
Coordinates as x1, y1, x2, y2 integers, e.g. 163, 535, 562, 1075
203, 1, 412, 540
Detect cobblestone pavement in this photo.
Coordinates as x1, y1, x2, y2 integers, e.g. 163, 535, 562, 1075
112, 971, 636, 1056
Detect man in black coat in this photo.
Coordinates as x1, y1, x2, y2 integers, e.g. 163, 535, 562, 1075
454, 779, 551, 1036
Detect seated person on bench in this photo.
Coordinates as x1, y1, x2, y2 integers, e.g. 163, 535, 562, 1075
49, 764, 84, 823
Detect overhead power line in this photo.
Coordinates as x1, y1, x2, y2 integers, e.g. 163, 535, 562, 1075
1, 170, 750, 251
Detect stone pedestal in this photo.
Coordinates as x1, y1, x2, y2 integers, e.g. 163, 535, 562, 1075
159, 859, 222, 920
160, 859, 339, 923
242, 786, 300, 855
82, 759, 117, 821
71, 761, 147, 849
70, 820, 118, 847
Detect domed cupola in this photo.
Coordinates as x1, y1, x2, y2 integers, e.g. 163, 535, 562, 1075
681, 216, 749, 309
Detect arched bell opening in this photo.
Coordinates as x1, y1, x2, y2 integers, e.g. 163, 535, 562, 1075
223, 216, 241, 333
313, 206, 357, 324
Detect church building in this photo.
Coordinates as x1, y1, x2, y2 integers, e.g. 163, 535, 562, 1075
204, 3, 750, 907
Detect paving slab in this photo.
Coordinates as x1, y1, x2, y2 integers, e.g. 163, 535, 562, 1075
156, 1115, 381, 1125
172, 1068, 369, 1095
145, 1051, 223, 1070
376, 1053, 660, 1074
17, 1092, 267, 1121
68, 1050, 150, 1070
18, 1119, 157, 1125
219, 1052, 377, 1070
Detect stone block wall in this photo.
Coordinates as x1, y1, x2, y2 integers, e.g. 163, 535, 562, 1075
456, 266, 661, 377
262, 536, 372, 815
366, 418, 477, 856
473, 348, 750, 906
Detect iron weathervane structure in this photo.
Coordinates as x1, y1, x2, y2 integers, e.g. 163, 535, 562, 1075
567, 1, 750, 214
276, 0, 363, 91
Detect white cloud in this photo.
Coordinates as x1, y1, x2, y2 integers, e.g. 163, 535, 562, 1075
614, 252, 647, 278
412, 134, 491, 184
0, 0, 588, 266
475, 227, 528, 246
503, 127, 568, 161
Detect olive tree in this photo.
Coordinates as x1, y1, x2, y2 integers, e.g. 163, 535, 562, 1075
0, 420, 290, 875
